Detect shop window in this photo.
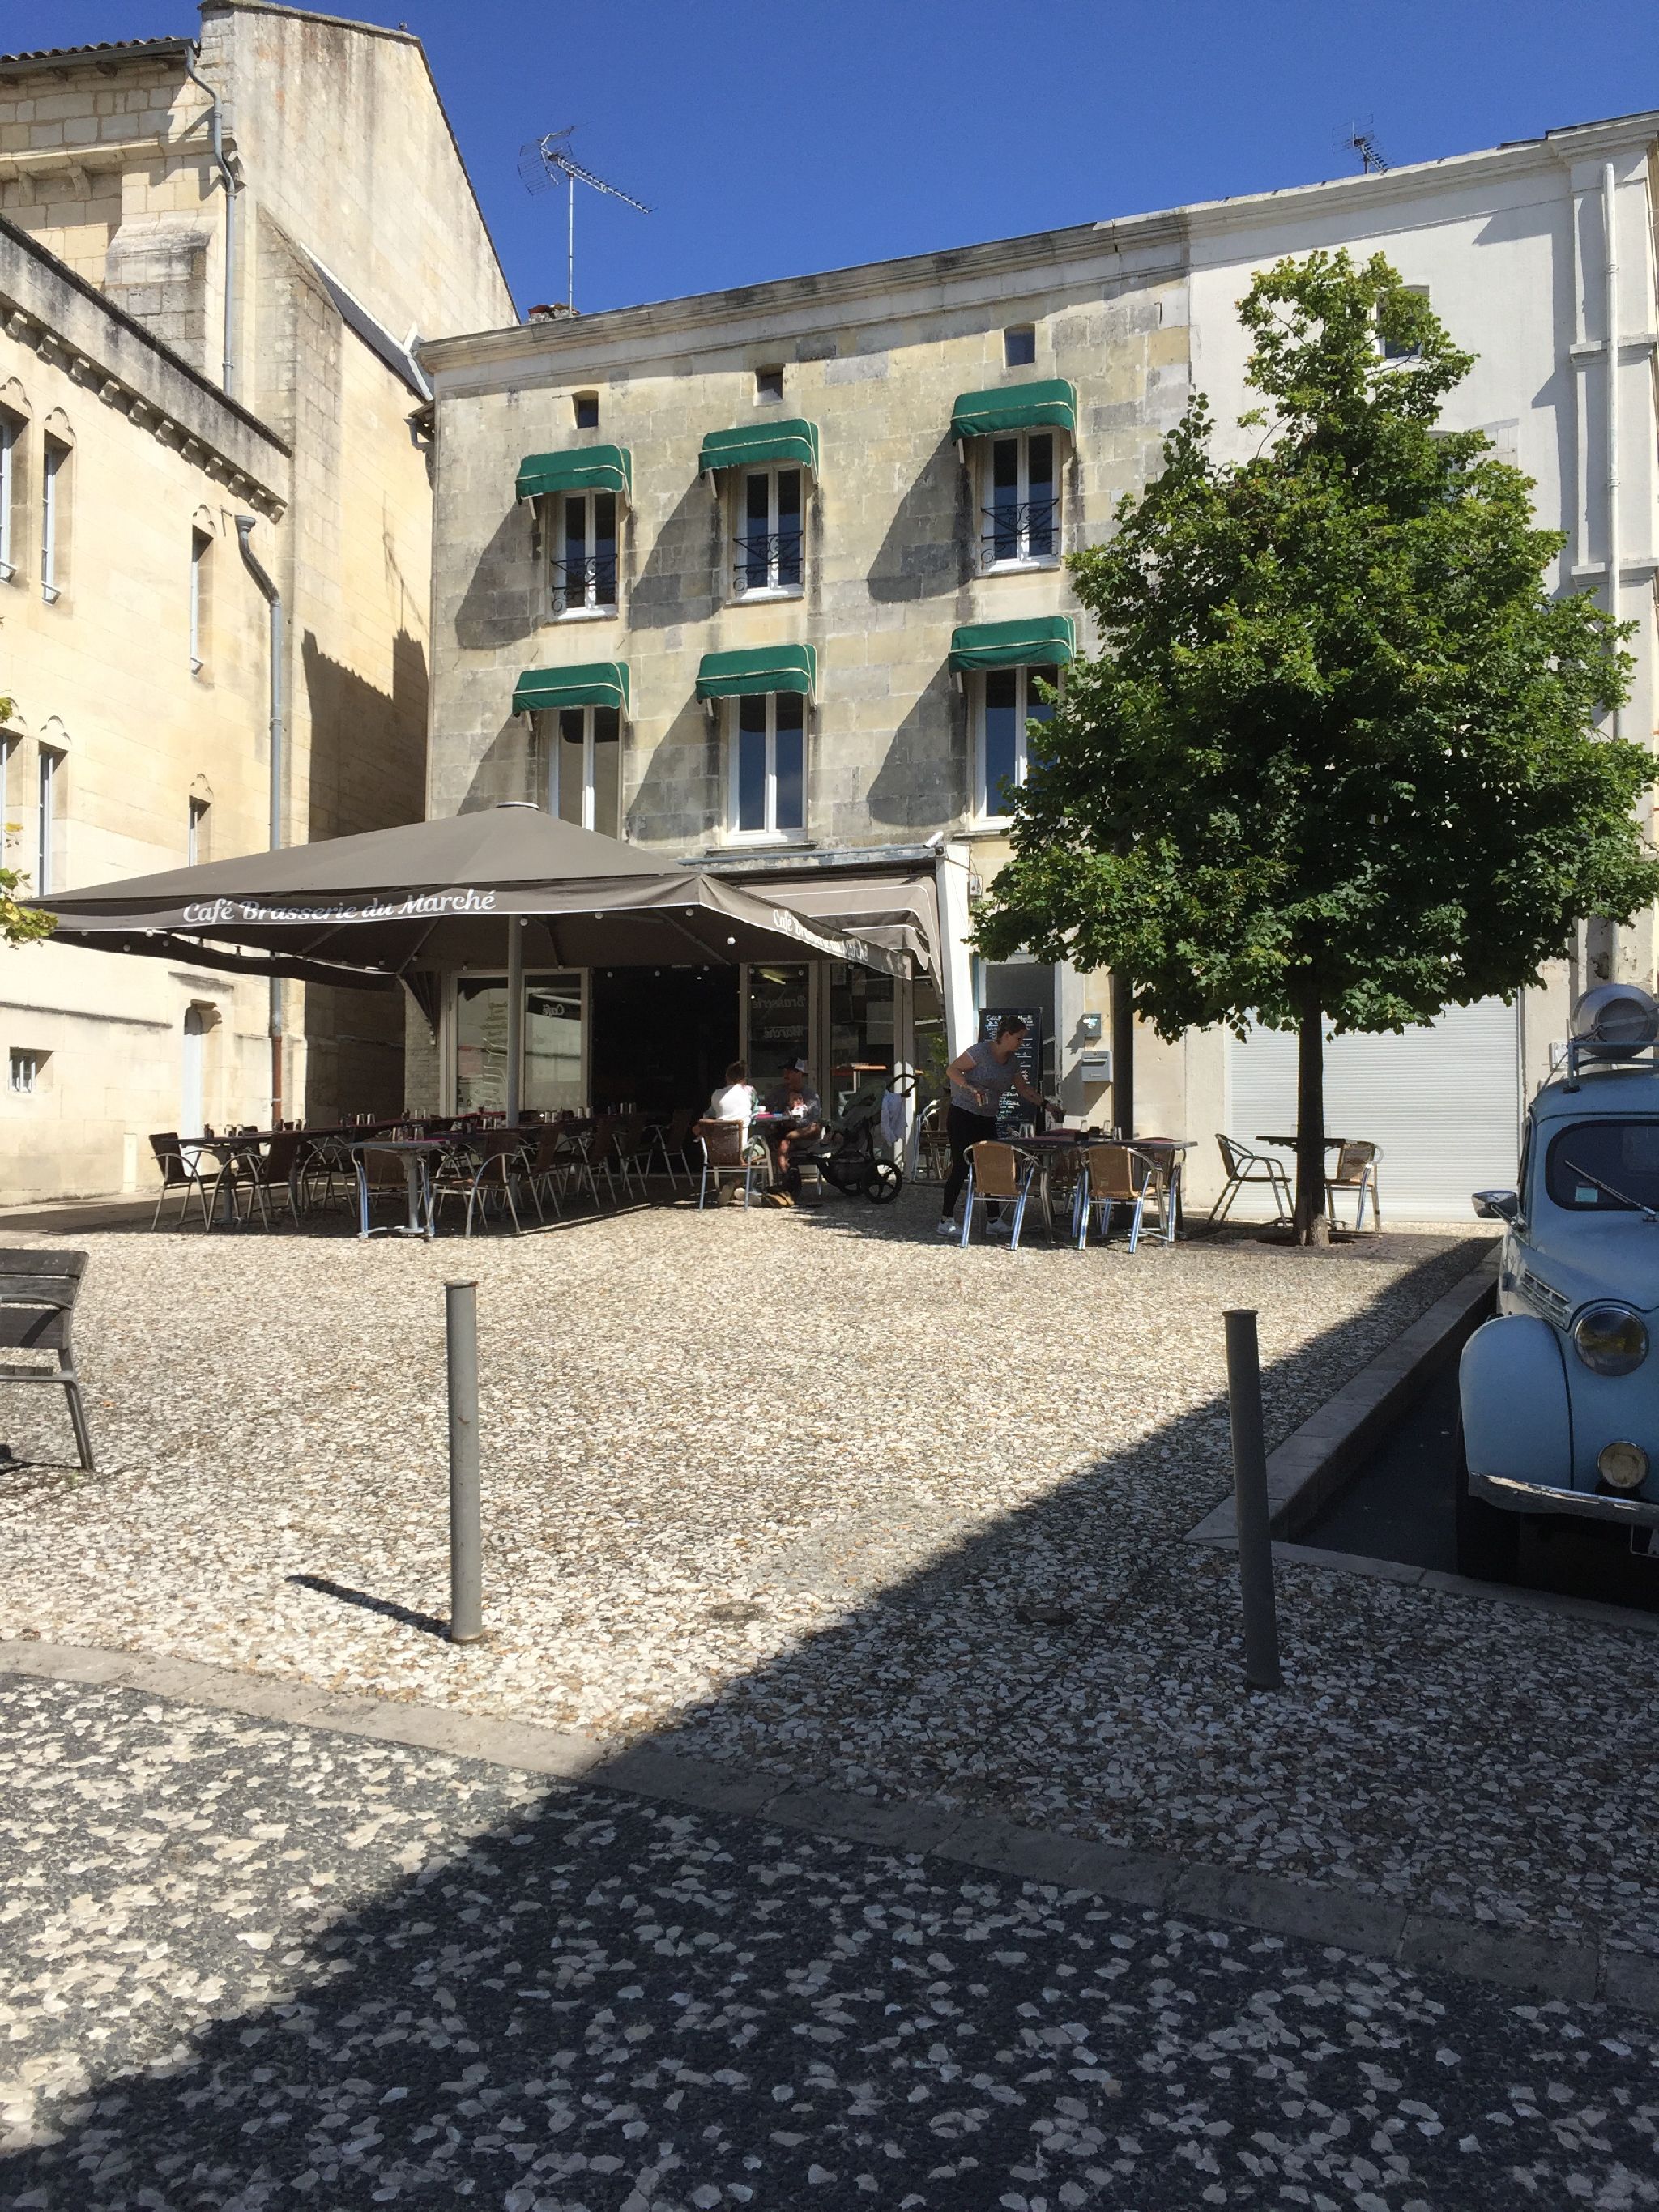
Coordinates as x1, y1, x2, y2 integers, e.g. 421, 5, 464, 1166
454, 970, 584, 1115
733, 466, 803, 595
548, 704, 621, 837
729, 692, 805, 841
976, 667, 1055, 821
745, 962, 809, 1089
829, 964, 896, 1114
980, 430, 1057, 569
552, 489, 618, 616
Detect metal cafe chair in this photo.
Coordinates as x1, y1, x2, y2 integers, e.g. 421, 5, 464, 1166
694, 1119, 759, 1208
147, 1132, 216, 1230
240, 1130, 305, 1229
0, 1247, 96, 1469
1326, 1140, 1382, 1234
1207, 1134, 1294, 1229
642, 1106, 698, 1190
959, 1140, 1038, 1249
1077, 1143, 1158, 1253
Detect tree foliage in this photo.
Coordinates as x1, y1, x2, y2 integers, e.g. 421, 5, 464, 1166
0, 696, 54, 948
976, 249, 1659, 1235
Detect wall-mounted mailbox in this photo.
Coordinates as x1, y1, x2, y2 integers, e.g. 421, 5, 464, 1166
1078, 1012, 1103, 1043
1078, 1050, 1112, 1084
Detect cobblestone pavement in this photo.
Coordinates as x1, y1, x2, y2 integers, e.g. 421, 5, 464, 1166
5, 1679, 1659, 2212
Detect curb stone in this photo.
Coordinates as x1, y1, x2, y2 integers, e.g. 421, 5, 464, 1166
4, 1635, 1652, 2019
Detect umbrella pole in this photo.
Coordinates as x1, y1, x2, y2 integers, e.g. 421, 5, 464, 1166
505, 917, 524, 1127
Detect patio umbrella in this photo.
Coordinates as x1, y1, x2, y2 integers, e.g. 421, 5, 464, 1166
29, 803, 901, 1120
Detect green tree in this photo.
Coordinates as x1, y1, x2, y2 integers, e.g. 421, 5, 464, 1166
976, 249, 1658, 1241
0, 697, 54, 949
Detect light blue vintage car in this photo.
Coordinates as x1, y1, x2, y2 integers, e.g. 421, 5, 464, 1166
1459, 982, 1659, 1579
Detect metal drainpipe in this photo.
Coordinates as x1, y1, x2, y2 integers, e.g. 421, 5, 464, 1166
1604, 160, 1622, 739
236, 516, 284, 1122
182, 51, 238, 397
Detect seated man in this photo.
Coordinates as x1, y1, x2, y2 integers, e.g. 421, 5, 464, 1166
761, 1057, 822, 1200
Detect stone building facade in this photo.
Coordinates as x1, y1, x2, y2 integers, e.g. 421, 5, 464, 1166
0, 2, 513, 1200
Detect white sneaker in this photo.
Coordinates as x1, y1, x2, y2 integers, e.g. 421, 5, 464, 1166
987, 1217, 1014, 1239
936, 1217, 960, 1238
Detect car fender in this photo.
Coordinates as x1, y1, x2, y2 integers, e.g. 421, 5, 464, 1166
1459, 1314, 1572, 1489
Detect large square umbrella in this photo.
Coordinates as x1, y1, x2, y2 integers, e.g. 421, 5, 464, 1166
29, 803, 900, 1121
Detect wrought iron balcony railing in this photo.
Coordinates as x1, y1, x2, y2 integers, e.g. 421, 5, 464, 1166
980, 499, 1059, 564
552, 555, 619, 613
733, 531, 804, 591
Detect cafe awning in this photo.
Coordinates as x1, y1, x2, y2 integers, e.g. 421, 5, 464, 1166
724, 863, 942, 979
512, 662, 630, 716
514, 445, 633, 501
948, 616, 1076, 673
949, 378, 1077, 443
697, 420, 820, 476
695, 643, 817, 701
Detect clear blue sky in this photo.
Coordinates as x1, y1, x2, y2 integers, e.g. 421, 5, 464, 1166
15, 1, 1659, 322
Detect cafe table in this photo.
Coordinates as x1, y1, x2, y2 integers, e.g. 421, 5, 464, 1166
1015, 1131, 1193, 1247
348, 1134, 467, 1241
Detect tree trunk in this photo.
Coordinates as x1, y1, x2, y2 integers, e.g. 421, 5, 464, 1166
1294, 985, 1331, 1247
1111, 970, 1135, 1139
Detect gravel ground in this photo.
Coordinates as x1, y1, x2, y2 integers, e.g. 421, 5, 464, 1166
8, 1193, 1648, 1957
6, 1675, 1659, 2212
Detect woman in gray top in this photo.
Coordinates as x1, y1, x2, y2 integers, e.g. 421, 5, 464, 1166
938, 1016, 1048, 1236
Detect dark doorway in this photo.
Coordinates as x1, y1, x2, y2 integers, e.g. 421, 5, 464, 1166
591, 965, 739, 1116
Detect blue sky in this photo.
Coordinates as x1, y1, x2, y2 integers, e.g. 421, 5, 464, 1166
14, 2, 1659, 322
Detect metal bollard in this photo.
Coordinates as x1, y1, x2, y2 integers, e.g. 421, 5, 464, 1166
446, 1279, 484, 1644
1223, 1307, 1283, 1690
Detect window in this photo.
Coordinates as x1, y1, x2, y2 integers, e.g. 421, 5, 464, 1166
573, 391, 599, 429
548, 705, 621, 837
9, 1047, 45, 1095
0, 409, 19, 582
1004, 324, 1036, 368
731, 691, 805, 840
755, 365, 784, 402
977, 665, 1055, 820
1380, 284, 1430, 362
188, 795, 210, 864
734, 467, 803, 595
41, 435, 66, 601
1546, 1120, 1659, 1212
189, 529, 211, 671
552, 489, 617, 616
36, 745, 58, 893
455, 970, 583, 1114
0, 733, 12, 865
980, 432, 1057, 568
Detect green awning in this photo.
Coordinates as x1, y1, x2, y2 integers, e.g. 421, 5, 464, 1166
948, 617, 1076, 673
513, 661, 631, 715
515, 445, 633, 501
697, 420, 820, 477
695, 644, 817, 701
949, 379, 1077, 443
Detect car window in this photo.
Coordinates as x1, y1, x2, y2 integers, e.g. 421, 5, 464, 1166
1545, 1120, 1659, 1211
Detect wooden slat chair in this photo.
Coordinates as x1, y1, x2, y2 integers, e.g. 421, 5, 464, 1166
959, 1140, 1038, 1249
1207, 1135, 1294, 1229
694, 1119, 758, 1209
1078, 1144, 1158, 1253
0, 1248, 95, 1469
1327, 1141, 1382, 1234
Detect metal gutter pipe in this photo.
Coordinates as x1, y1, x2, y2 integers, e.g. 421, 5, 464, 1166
1604, 159, 1622, 739
182, 50, 238, 398
235, 515, 285, 1121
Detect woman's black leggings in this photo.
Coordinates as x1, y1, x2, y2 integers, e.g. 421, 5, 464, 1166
942, 1105, 1000, 1218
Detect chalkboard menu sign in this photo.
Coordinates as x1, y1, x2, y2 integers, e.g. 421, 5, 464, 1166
978, 1008, 1044, 1134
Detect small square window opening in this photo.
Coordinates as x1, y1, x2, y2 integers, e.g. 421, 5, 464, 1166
10, 1046, 45, 1094
755, 365, 784, 403
1004, 325, 1037, 368
573, 391, 600, 429
1380, 285, 1430, 362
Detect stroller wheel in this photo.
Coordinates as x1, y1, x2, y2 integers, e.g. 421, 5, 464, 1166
864, 1160, 903, 1204
825, 1145, 868, 1193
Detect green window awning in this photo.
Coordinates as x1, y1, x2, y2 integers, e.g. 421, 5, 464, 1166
695, 643, 817, 701
513, 661, 631, 715
697, 420, 820, 477
949, 379, 1077, 443
514, 445, 633, 501
948, 616, 1076, 673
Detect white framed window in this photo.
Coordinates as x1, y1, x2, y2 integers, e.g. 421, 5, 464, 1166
729, 691, 805, 842
733, 467, 803, 597
188, 795, 210, 863
551, 489, 618, 617
41, 434, 67, 602
548, 705, 621, 837
980, 432, 1058, 570
0, 409, 19, 582
189, 528, 211, 670
36, 745, 59, 893
975, 666, 1056, 821
10, 1046, 45, 1094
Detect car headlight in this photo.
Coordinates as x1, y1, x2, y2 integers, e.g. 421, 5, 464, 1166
1573, 1302, 1649, 1376
1598, 1441, 1650, 1490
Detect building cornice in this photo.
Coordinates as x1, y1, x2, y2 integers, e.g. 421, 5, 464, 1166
420, 211, 1188, 390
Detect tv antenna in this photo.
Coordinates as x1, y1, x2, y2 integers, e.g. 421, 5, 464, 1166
518, 127, 650, 315
1337, 121, 1388, 175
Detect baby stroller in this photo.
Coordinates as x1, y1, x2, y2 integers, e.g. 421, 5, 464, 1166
812, 1067, 915, 1204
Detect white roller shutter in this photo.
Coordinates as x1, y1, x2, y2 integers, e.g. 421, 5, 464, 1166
1226, 999, 1521, 1221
